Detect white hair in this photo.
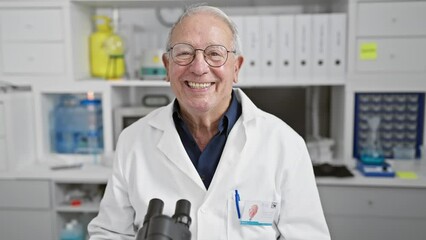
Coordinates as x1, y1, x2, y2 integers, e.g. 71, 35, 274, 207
165, 4, 242, 55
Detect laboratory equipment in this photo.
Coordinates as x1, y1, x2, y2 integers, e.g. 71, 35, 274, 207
52, 93, 103, 154
139, 49, 167, 80
136, 198, 192, 240
354, 92, 425, 159
89, 16, 113, 78
60, 219, 84, 240
359, 116, 384, 165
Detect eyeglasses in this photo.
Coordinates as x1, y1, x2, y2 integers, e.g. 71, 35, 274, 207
167, 43, 236, 67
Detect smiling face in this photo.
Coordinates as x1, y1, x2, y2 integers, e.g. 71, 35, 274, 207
163, 12, 243, 118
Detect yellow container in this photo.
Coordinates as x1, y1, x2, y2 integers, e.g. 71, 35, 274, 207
89, 16, 125, 79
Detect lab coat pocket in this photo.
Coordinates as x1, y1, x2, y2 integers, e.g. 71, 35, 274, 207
227, 191, 278, 240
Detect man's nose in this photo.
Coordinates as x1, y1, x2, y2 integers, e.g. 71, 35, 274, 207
189, 50, 209, 75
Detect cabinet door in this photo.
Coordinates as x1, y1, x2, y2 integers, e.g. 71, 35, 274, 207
356, 38, 426, 73
357, 1, 426, 37
0, 210, 53, 240
0, 8, 63, 41
1, 42, 65, 74
318, 185, 426, 240
0, 180, 51, 209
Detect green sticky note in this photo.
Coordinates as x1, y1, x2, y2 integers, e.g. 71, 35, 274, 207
396, 171, 418, 179
359, 43, 377, 60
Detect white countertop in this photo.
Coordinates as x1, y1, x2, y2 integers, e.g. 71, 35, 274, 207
1, 160, 426, 188
316, 160, 426, 188
0, 163, 111, 183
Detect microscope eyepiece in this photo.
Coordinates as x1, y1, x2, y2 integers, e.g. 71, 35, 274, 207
172, 199, 191, 228
143, 198, 164, 225
137, 198, 192, 240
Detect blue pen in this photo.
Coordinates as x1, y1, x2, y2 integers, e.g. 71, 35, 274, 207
235, 190, 241, 219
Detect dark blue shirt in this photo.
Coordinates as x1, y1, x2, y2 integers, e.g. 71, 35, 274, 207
172, 90, 242, 189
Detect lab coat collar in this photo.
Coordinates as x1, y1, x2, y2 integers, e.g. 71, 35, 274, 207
147, 88, 262, 192
149, 104, 206, 191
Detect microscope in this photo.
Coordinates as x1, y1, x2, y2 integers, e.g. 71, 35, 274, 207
136, 198, 192, 240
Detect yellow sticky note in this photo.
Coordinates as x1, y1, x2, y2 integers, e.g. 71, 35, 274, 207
396, 171, 418, 179
359, 43, 377, 60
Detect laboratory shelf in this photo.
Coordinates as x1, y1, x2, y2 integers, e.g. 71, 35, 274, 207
55, 203, 100, 213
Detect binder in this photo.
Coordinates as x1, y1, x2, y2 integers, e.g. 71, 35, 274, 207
312, 14, 329, 80
295, 14, 312, 82
260, 15, 278, 83
230, 16, 246, 82
329, 13, 347, 80
243, 15, 261, 84
278, 15, 295, 83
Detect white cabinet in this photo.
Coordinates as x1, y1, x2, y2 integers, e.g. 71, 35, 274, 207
343, 0, 426, 162
1, 8, 64, 41
356, 38, 426, 73
357, 1, 426, 36
0, 180, 53, 240
0, 3, 70, 84
318, 184, 426, 240
52, 180, 107, 239
352, 0, 426, 74
2, 42, 66, 74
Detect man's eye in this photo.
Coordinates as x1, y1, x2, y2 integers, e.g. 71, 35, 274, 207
207, 51, 221, 57
176, 51, 192, 57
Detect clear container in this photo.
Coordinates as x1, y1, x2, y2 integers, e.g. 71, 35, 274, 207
53, 95, 80, 153
60, 220, 84, 240
74, 99, 103, 154
52, 95, 103, 154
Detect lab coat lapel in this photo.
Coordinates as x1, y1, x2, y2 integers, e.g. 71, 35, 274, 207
207, 118, 247, 191
207, 89, 256, 191
149, 105, 206, 191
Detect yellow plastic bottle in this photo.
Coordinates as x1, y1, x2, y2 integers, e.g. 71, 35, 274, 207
89, 16, 125, 79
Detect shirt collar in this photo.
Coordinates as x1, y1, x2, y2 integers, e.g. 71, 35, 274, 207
172, 90, 241, 135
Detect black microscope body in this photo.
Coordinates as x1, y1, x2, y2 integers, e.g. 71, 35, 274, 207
136, 198, 192, 240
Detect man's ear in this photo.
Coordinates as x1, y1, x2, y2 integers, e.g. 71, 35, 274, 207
233, 55, 244, 84
162, 53, 170, 82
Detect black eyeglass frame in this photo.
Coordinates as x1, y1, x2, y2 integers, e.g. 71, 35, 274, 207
167, 43, 237, 67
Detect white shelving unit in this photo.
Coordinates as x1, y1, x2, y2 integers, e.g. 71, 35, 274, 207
53, 180, 107, 238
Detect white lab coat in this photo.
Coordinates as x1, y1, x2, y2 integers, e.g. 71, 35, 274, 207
88, 88, 330, 240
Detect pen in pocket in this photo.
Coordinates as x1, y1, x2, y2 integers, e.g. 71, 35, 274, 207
235, 189, 241, 219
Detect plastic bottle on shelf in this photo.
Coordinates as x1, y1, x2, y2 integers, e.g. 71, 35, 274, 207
60, 219, 84, 240
74, 92, 103, 156
89, 15, 114, 78
103, 8, 126, 80
53, 95, 79, 153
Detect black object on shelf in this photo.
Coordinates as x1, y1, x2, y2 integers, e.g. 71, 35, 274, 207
313, 163, 354, 178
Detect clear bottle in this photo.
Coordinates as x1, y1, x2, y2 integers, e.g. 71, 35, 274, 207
60, 219, 84, 240
74, 96, 103, 155
360, 116, 385, 165
53, 95, 79, 153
